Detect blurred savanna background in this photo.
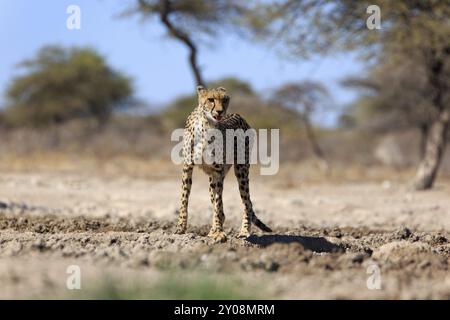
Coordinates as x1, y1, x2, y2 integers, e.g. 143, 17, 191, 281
0, 1, 449, 300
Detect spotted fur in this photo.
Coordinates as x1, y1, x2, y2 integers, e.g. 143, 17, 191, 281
175, 86, 272, 242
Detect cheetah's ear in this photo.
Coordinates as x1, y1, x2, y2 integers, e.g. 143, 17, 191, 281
217, 87, 227, 92
196, 85, 206, 95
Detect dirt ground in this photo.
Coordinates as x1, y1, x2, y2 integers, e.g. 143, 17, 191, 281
0, 161, 449, 299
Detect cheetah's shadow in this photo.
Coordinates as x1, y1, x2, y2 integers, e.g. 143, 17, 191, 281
246, 234, 344, 253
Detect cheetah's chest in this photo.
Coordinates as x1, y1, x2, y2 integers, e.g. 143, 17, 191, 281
189, 117, 225, 170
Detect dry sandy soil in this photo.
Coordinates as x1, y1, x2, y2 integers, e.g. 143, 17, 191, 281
0, 161, 449, 299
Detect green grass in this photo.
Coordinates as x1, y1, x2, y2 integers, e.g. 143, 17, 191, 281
65, 273, 266, 300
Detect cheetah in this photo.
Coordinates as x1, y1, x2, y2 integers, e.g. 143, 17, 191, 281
175, 85, 272, 242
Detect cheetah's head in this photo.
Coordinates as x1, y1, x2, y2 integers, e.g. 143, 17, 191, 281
197, 85, 230, 122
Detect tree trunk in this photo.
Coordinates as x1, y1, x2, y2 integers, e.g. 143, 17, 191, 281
159, 0, 205, 86
413, 50, 449, 190
419, 123, 429, 160
302, 116, 329, 172
413, 109, 449, 190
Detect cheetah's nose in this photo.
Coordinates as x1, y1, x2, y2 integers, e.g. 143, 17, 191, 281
214, 110, 224, 121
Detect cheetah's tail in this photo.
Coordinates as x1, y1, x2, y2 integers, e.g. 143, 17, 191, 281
252, 212, 272, 232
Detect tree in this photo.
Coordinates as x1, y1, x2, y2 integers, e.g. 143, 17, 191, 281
5, 45, 133, 127
208, 77, 254, 96
125, 0, 246, 86
341, 53, 442, 159
272, 81, 330, 171
247, 0, 450, 190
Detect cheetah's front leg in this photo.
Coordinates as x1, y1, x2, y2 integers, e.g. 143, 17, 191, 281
175, 163, 193, 234
207, 172, 227, 243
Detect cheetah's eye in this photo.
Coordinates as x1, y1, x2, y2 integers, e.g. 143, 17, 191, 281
208, 98, 214, 103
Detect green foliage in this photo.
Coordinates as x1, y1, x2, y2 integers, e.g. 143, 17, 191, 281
158, 77, 301, 132
271, 81, 330, 117
339, 98, 379, 127
159, 77, 254, 129
4, 45, 133, 127
249, 0, 450, 136
246, 1, 450, 60
0, 111, 5, 126
341, 50, 449, 131
208, 77, 254, 96
161, 94, 197, 129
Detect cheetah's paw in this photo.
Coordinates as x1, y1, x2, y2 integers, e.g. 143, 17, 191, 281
174, 225, 187, 234
208, 231, 227, 243
238, 230, 251, 239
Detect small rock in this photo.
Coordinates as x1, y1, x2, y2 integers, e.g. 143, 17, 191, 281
395, 227, 412, 240
128, 254, 149, 267
109, 235, 119, 245
330, 230, 343, 238
429, 234, 448, 245
62, 247, 74, 257
422, 234, 433, 243
352, 253, 367, 264
264, 260, 280, 272
0, 202, 8, 209
33, 224, 47, 233
138, 235, 150, 245
32, 238, 47, 251
372, 241, 431, 261
418, 260, 431, 269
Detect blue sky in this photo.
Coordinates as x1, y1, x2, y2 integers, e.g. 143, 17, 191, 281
0, 0, 365, 126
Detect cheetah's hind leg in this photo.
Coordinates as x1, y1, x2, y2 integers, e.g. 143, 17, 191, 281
235, 164, 272, 238
175, 164, 193, 234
